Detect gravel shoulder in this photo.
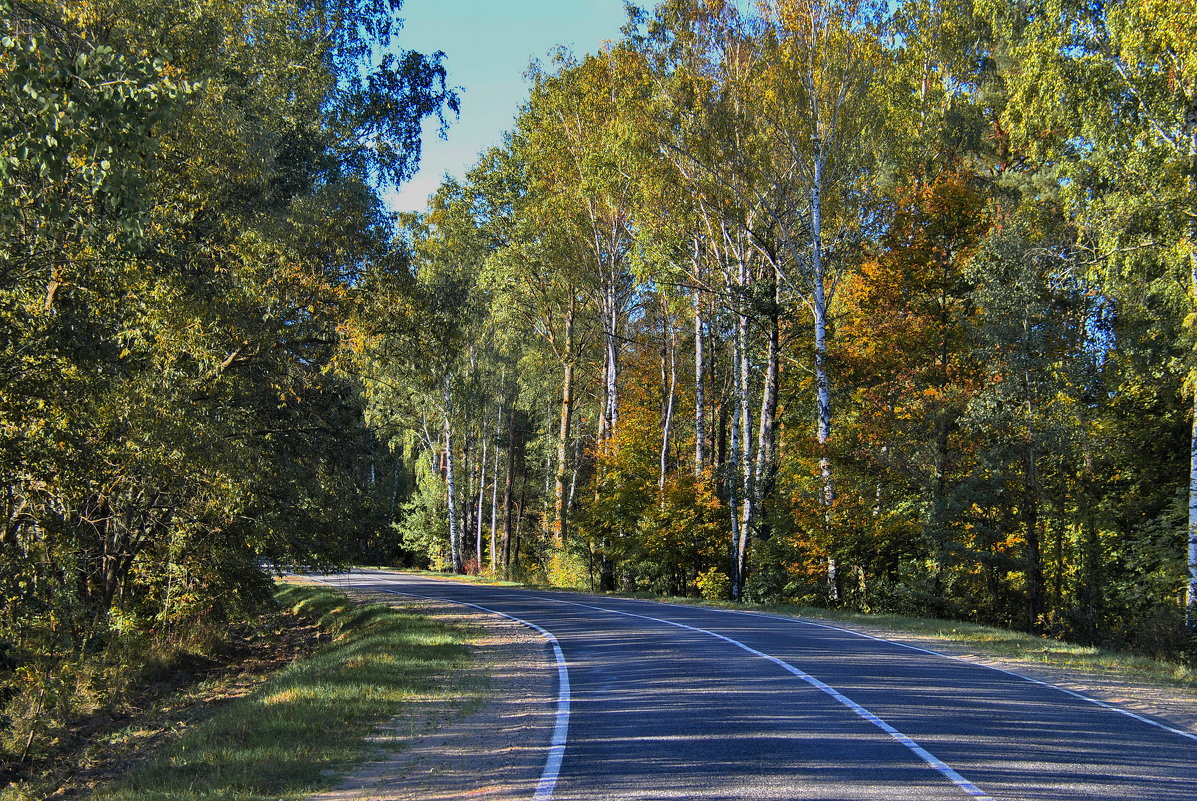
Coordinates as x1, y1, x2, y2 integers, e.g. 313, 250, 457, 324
309, 588, 555, 801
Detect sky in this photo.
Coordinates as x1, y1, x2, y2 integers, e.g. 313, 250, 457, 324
383, 0, 631, 214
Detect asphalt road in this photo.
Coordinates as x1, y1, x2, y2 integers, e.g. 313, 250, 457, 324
315, 569, 1197, 801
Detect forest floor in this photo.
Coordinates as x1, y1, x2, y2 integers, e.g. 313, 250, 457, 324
3, 581, 481, 801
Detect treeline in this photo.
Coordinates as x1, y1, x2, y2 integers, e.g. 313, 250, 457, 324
353, 0, 1197, 659
0, 0, 453, 769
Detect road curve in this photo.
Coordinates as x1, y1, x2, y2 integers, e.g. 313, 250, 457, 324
316, 569, 1197, 801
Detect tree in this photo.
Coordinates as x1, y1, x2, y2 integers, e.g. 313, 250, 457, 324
0, 0, 457, 763
992, 0, 1197, 623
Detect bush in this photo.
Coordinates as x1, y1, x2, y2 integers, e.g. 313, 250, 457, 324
695, 567, 730, 601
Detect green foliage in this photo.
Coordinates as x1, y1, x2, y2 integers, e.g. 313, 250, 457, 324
394, 452, 450, 570
695, 567, 731, 601
0, 0, 457, 772
318, 0, 1197, 668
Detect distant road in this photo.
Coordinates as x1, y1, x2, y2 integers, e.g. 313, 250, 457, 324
316, 569, 1197, 801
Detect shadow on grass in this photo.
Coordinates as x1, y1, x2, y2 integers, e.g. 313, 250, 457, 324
95, 584, 473, 801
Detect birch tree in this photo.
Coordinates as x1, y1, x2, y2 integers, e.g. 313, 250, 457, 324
475, 144, 592, 550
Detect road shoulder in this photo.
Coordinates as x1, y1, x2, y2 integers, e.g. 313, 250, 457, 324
309, 588, 555, 801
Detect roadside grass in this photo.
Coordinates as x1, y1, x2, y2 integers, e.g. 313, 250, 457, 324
93, 583, 478, 801
391, 568, 1197, 690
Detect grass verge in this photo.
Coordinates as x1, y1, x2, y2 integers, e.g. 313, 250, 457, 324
91, 582, 477, 801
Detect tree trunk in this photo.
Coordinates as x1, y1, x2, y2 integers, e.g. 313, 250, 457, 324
728, 357, 743, 599
659, 305, 677, 500
555, 344, 575, 548
1081, 518, 1102, 642
754, 268, 780, 517
730, 259, 753, 600
490, 415, 500, 574
462, 429, 474, 563
513, 460, 528, 570
811, 147, 837, 602
501, 406, 516, 575
475, 438, 487, 572
443, 382, 463, 574
694, 289, 706, 475
599, 276, 620, 441
1024, 443, 1045, 632
1187, 95, 1197, 624
812, 151, 833, 507
1188, 386, 1197, 622
568, 434, 583, 521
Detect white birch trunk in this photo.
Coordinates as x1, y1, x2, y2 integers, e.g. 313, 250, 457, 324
694, 289, 706, 475
731, 258, 754, 599
812, 148, 833, 501
443, 382, 462, 573
728, 334, 743, 599
754, 265, 779, 506
659, 310, 677, 501
490, 430, 499, 574
603, 277, 620, 439
475, 438, 487, 571
812, 144, 838, 602
555, 363, 574, 548
555, 301, 577, 546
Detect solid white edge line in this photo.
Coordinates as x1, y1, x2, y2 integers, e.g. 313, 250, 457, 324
697, 605, 1197, 745
537, 595, 994, 801
380, 588, 571, 801
306, 575, 571, 801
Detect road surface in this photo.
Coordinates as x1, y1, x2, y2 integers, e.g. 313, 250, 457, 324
314, 569, 1197, 801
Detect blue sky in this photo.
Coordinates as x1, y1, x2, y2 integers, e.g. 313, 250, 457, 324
384, 0, 631, 213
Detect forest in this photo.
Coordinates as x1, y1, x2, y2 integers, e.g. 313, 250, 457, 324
1, 0, 1196, 770
355, 0, 1197, 656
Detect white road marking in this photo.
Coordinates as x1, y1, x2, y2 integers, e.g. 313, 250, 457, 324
376, 587, 571, 801
704, 606, 1197, 745
305, 574, 572, 801
323, 571, 1197, 801
522, 595, 995, 801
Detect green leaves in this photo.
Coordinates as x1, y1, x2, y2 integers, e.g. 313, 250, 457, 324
0, 0, 456, 761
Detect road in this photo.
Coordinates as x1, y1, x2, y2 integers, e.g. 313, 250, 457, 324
315, 568, 1197, 801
